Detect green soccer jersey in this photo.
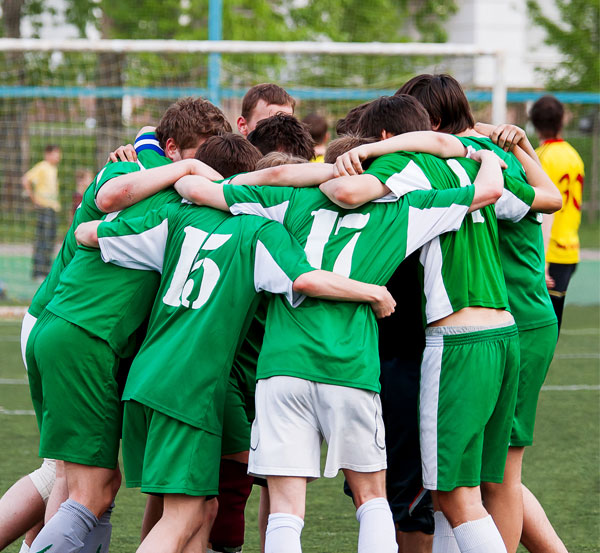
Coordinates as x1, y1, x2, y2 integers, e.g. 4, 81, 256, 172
46, 156, 175, 358
457, 137, 556, 330
28, 138, 168, 318
222, 182, 475, 392
366, 151, 529, 324
96, 204, 315, 433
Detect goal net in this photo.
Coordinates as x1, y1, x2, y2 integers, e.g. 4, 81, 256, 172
0, 38, 505, 304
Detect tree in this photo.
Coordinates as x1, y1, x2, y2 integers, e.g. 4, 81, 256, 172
527, 0, 600, 91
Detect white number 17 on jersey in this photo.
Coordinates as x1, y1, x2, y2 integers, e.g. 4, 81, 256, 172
304, 209, 370, 277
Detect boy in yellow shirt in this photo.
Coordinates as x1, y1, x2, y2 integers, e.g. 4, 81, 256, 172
531, 96, 584, 333
22, 145, 62, 279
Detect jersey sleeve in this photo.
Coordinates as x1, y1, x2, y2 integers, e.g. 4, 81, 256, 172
93, 161, 140, 200
222, 184, 294, 223
403, 186, 475, 256
97, 204, 174, 273
134, 132, 165, 157
253, 220, 316, 307
495, 174, 536, 222
366, 152, 433, 199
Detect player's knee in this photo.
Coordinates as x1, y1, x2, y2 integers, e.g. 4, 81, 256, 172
28, 458, 57, 504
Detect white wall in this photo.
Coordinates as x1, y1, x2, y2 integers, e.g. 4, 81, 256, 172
446, 0, 563, 88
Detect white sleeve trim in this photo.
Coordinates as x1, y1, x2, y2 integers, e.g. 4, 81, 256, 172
406, 204, 469, 256
381, 160, 432, 200
254, 240, 304, 307
99, 218, 168, 273
229, 201, 289, 223
495, 188, 530, 222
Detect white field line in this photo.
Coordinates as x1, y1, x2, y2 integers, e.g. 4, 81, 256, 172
554, 353, 600, 359
560, 328, 599, 336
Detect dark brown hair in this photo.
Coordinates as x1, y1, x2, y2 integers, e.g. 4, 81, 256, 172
396, 74, 475, 134
358, 95, 431, 139
248, 114, 315, 160
335, 102, 371, 136
302, 113, 329, 144
195, 133, 262, 178
529, 95, 564, 138
155, 97, 232, 151
241, 84, 296, 120
324, 135, 375, 164
44, 144, 60, 153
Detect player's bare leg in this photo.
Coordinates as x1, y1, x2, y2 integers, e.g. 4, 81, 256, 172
182, 498, 218, 553
265, 476, 306, 552
436, 487, 507, 553
65, 463, 119, 518
520, 485, 568, 553
138, 494, 207, 553
259, 485, 270, 553
141, 494, 163, 541
0, 474, 45, 549
481, 446, 525, 553
46, 460, 67, 521
344, 469, 397, 553
397, 530, 433, 553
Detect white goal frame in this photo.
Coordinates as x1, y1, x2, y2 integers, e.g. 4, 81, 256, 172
0, 38, 507, 124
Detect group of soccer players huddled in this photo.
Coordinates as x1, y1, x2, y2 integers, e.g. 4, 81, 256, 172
1, 75, 576, 553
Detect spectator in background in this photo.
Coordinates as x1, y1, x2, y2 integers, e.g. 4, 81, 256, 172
72, 169, 93, 220
530, 95, 585, 333
22, 145, 62, 280
302, 113, 330, 162
237, 83, 296, 137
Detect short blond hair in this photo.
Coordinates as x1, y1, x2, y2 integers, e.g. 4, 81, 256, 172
324, 134, 375, 164
255, 151, 308, 170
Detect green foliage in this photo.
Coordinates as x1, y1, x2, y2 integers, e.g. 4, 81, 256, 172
527, 0, 600, 91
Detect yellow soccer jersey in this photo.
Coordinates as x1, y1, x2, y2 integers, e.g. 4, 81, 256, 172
311, 154, 325, 163
536, 139, 584, 264
25, 160, 60, 212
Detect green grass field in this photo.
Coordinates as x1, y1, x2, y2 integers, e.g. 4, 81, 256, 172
1, 305, 599, 552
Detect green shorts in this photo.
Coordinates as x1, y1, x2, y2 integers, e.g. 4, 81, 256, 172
419, 324, 519, 491
221, 370, 255, 456
26, 310, 121, 469
510, 323, 558, 447
122, 400, 221, 496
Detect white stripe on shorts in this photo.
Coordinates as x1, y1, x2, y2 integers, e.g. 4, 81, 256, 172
420, 342, 443, 490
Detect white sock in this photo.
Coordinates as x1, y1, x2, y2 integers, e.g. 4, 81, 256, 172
355, 497, 397, 553
433, 511, 461, 553
265, 513, 303, 553
453, 515, 507, 553
18, 540, 30, 553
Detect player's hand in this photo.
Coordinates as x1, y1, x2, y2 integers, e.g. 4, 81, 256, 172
107, 144, 137, 164
475, 122, 526, 152
469, 148, 507, 170
545, 266, 555, 289
74, 220, 101, 247
188, 159, 223, 181
334, 145, 368, 177
370, 286, 396, 319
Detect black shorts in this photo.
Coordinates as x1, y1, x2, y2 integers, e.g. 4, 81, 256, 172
547, 263, 577, 294
344, 356, 434, 534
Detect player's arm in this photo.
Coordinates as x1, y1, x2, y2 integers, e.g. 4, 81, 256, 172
21, 174, 36, 205
293, 271, 395, 318
511, 145, 562, 213
174, 176, 229, 211
96, 159, 223, 213
474, 122, 541, 165
320, 174, 390, 209
75, 220, 101, 247
229, 162, 335, 187
468, 149, 506, 212
335, 131, 467, 176
106, 126, 158, 163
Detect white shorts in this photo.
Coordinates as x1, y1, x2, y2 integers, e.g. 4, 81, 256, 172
248, 376, 387, 479
20, 312, 37, 371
